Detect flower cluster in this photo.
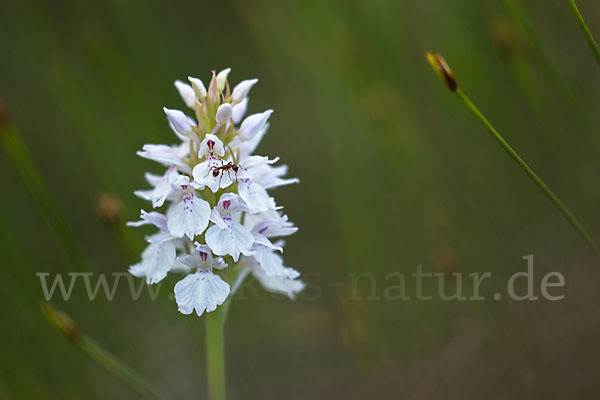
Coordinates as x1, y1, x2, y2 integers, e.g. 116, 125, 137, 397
128, 68, 304, 316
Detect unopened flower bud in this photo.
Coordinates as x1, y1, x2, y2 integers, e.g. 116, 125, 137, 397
163, 107, 194, 137
216, 103, 233, 124
232, 97, 248, 124
188, 77, 207, 99
174, 80, 196, 108
231, 78, 258, 103
239, 109, 273, 140
216, 68, 231, 92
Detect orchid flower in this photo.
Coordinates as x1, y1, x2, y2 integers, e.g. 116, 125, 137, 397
128, 68, 302, 318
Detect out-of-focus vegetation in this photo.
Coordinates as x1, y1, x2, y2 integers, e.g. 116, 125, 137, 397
2, 0, 600, 398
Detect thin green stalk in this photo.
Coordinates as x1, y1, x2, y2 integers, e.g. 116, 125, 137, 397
0, 104, 85, 271
502, 0, 573, 102
427, 52, 600, 255
79, 337, 161, 400
502, 0, 598, 150
42, 304, 161, 400
455, 88, 600, 255
566, 0, 600, 69
206, 305, 227, 400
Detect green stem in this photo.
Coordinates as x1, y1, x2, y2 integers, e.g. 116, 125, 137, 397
42, 304, 161, 399
502, 0, 597, 150
206, 305, 227, 400
566, 0, 600, 69
455, 88, 600, 255
79, 337, 162, 400
0, 108, 86, 272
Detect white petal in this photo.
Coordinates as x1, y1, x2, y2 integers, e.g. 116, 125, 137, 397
174, 80, 196, 108
174, 140, 191, 159
238, 110, 273, 141
174, 271, 230, 316
126, 210, 168, 230
137, 144, 191, 174
216, 68, 231, 92
188, 77, 207, 99
252, 215, 297, 237
215, 103, 232, 124
136, 166, 180, 208
194, 243, 213, 259
153, 167, 181, 207
215, 192, 248, 214
253, 233, 283, 252
164, 107, 194, 139
171, 173, 191, 187
192, 158, 232, 193
129, 241, 176, 284
239, 155, 278, 169
170, 259, 193, 274
209, 208, 228, 229
166, 191, 211, 239
251, 261, 304, 299
253, 245, 292, 277
205, 218, 254, 262
242, 209, 279, 230
212, 257, 228, 270
251, 163, 299, 190
232, 97, 248, 124
177, 242, 228, 271
134, 189, 154, 202
236, 155, 297, 194
144, 172, 163, 187
232, 121, 268, 157
198, 134, 225, 158
146, 230, 176, 244
238, 178, 275, 213
231, 78, 258, 103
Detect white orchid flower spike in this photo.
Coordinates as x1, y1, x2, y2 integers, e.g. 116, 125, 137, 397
128, 69, 302, 317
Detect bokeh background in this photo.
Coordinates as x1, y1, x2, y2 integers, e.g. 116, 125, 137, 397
2, 0, 600, 398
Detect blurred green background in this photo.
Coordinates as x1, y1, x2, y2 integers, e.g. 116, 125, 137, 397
2, 0, 600, 398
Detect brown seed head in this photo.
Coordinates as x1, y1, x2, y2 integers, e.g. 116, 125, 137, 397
426, 51, 458, 92
41, 303, 81, 342
95, 193, 124, 227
